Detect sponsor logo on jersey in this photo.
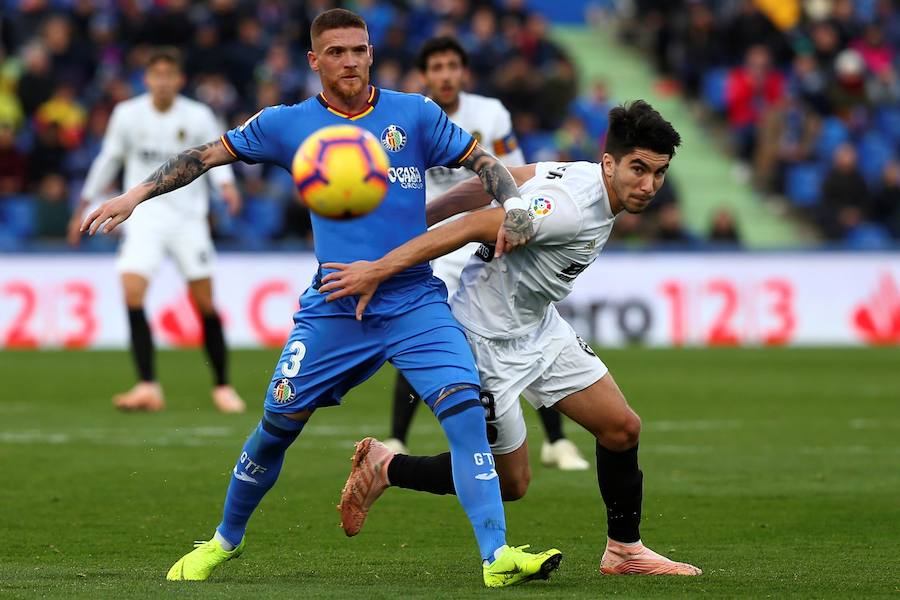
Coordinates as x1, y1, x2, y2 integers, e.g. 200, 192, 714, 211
380, 124, 407, 152
530, 197, 554, 219
387, 166, 423, 189
272, 378, 295, 404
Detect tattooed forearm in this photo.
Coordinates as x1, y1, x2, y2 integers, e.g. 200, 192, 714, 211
140, 141, 221, 201
461, 145, 519, 204
502, 208, 533, 246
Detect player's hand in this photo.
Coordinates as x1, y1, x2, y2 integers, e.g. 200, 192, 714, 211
81, 191, 142, 236
319, 261, 386, 321
220, 183, 242, 216
495, 208, 533, 257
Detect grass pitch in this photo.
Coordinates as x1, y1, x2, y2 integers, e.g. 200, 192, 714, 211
1, 347, 898, 599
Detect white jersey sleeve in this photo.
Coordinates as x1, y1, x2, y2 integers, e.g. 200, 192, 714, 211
529, 191, 582, 245
80, 104, 128, 201
451, 161, 615, 339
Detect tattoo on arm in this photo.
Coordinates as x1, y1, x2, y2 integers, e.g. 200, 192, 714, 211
461, 144, 533, 245
140, 140, 232, 200
460, 145, 519, 204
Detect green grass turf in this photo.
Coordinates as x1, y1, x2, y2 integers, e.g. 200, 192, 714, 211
1, 348, 898, 599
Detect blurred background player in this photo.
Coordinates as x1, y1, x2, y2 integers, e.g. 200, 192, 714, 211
385, 36, 589, 471
68, 48, 245, 414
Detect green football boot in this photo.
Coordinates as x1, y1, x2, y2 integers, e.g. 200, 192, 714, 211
482, 544, 563, 588
166, 537, 245, 581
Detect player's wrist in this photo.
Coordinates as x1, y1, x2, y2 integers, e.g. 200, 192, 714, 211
502, 196, 528, 213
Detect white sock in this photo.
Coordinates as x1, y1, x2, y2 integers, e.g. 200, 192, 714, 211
483, 545, 509, 567
214, 530, 236, 551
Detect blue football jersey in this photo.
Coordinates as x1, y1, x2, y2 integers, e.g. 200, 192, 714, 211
222, 87, 476, 287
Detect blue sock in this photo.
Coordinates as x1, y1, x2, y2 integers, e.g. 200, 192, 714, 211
434, 392, 507, 561
216, 411, 305, 546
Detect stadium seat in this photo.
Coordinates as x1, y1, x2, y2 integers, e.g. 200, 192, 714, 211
519, 131, 558, 162
875, 106, 900, 146
701, 68, 729, 114
845, 222, 892, 249
785, 163, 824, 207
0, 195, 36, 239
856, 131, 896, 184
816, 117, 850, 163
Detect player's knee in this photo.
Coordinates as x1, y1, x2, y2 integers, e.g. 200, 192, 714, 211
500, 468, 531, 501
599, 412, 641, 450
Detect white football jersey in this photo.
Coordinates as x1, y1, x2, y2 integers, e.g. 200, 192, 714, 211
451, 161, 616, 339
81, 94, 235, 225
425, 91, 525, 202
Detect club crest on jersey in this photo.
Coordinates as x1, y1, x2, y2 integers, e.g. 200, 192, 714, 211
381, 125, 407, 152
530, 197, 554, 220
272, 378, 295, 404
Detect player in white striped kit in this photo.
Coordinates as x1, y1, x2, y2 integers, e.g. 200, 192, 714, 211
328, 101, 701, 576
384, 36, 588, 471
68, 48, 244, 413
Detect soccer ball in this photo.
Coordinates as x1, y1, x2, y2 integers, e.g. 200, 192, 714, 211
291, 124, 390, 219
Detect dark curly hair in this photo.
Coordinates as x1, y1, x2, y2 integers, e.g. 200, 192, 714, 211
604, 100, 681, 159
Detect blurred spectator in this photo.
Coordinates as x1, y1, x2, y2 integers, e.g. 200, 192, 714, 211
725, 45, 785, 162
788, 51, 830, 115
671, 0, 724, 99
33, 84, 87, 149
0, 123, 28, 195
33, 172, 70, 239
16, 42, 56, 116
828, 48, 869, 121
818, 143, 870, 241
554, 116, 599, 161
0, 84, 24, 132
871, 161, 900, 238
463, 7, 510, 82
571, 80, 611, 141
654, 202, 696, 245
225, 17, 267, 97
851, 24, 894, 76
708, 207, 742, 244
722, 0, 791, 65
185, 18, 228, 79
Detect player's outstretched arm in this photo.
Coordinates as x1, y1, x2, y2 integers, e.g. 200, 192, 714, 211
320, 207, 505, 320
460, 145, 533, 257
81, 139, 236, 235
426, 164, 537, 227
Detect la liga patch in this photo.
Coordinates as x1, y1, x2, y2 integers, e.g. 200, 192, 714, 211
530, 196, 554, 219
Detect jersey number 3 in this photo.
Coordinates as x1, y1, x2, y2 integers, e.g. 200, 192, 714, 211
281, 341, 307, 377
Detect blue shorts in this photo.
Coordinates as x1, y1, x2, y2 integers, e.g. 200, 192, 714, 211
264, 274, 480, 414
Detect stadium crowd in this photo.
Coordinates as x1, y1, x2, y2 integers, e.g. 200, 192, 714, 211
625, 0, 900, 245
0, 0, 583, 249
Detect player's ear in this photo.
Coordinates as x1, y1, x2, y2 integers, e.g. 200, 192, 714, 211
308, 50, 318, 72
601, 152, 615, 178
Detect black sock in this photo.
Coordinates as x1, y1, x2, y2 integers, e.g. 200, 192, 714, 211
596, 441, 643, 543
387, 452, 456, 495
538, 406, 564, 443
390, 372, 420, 443
201, 312, 228, 386
127, 308, 155, 382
